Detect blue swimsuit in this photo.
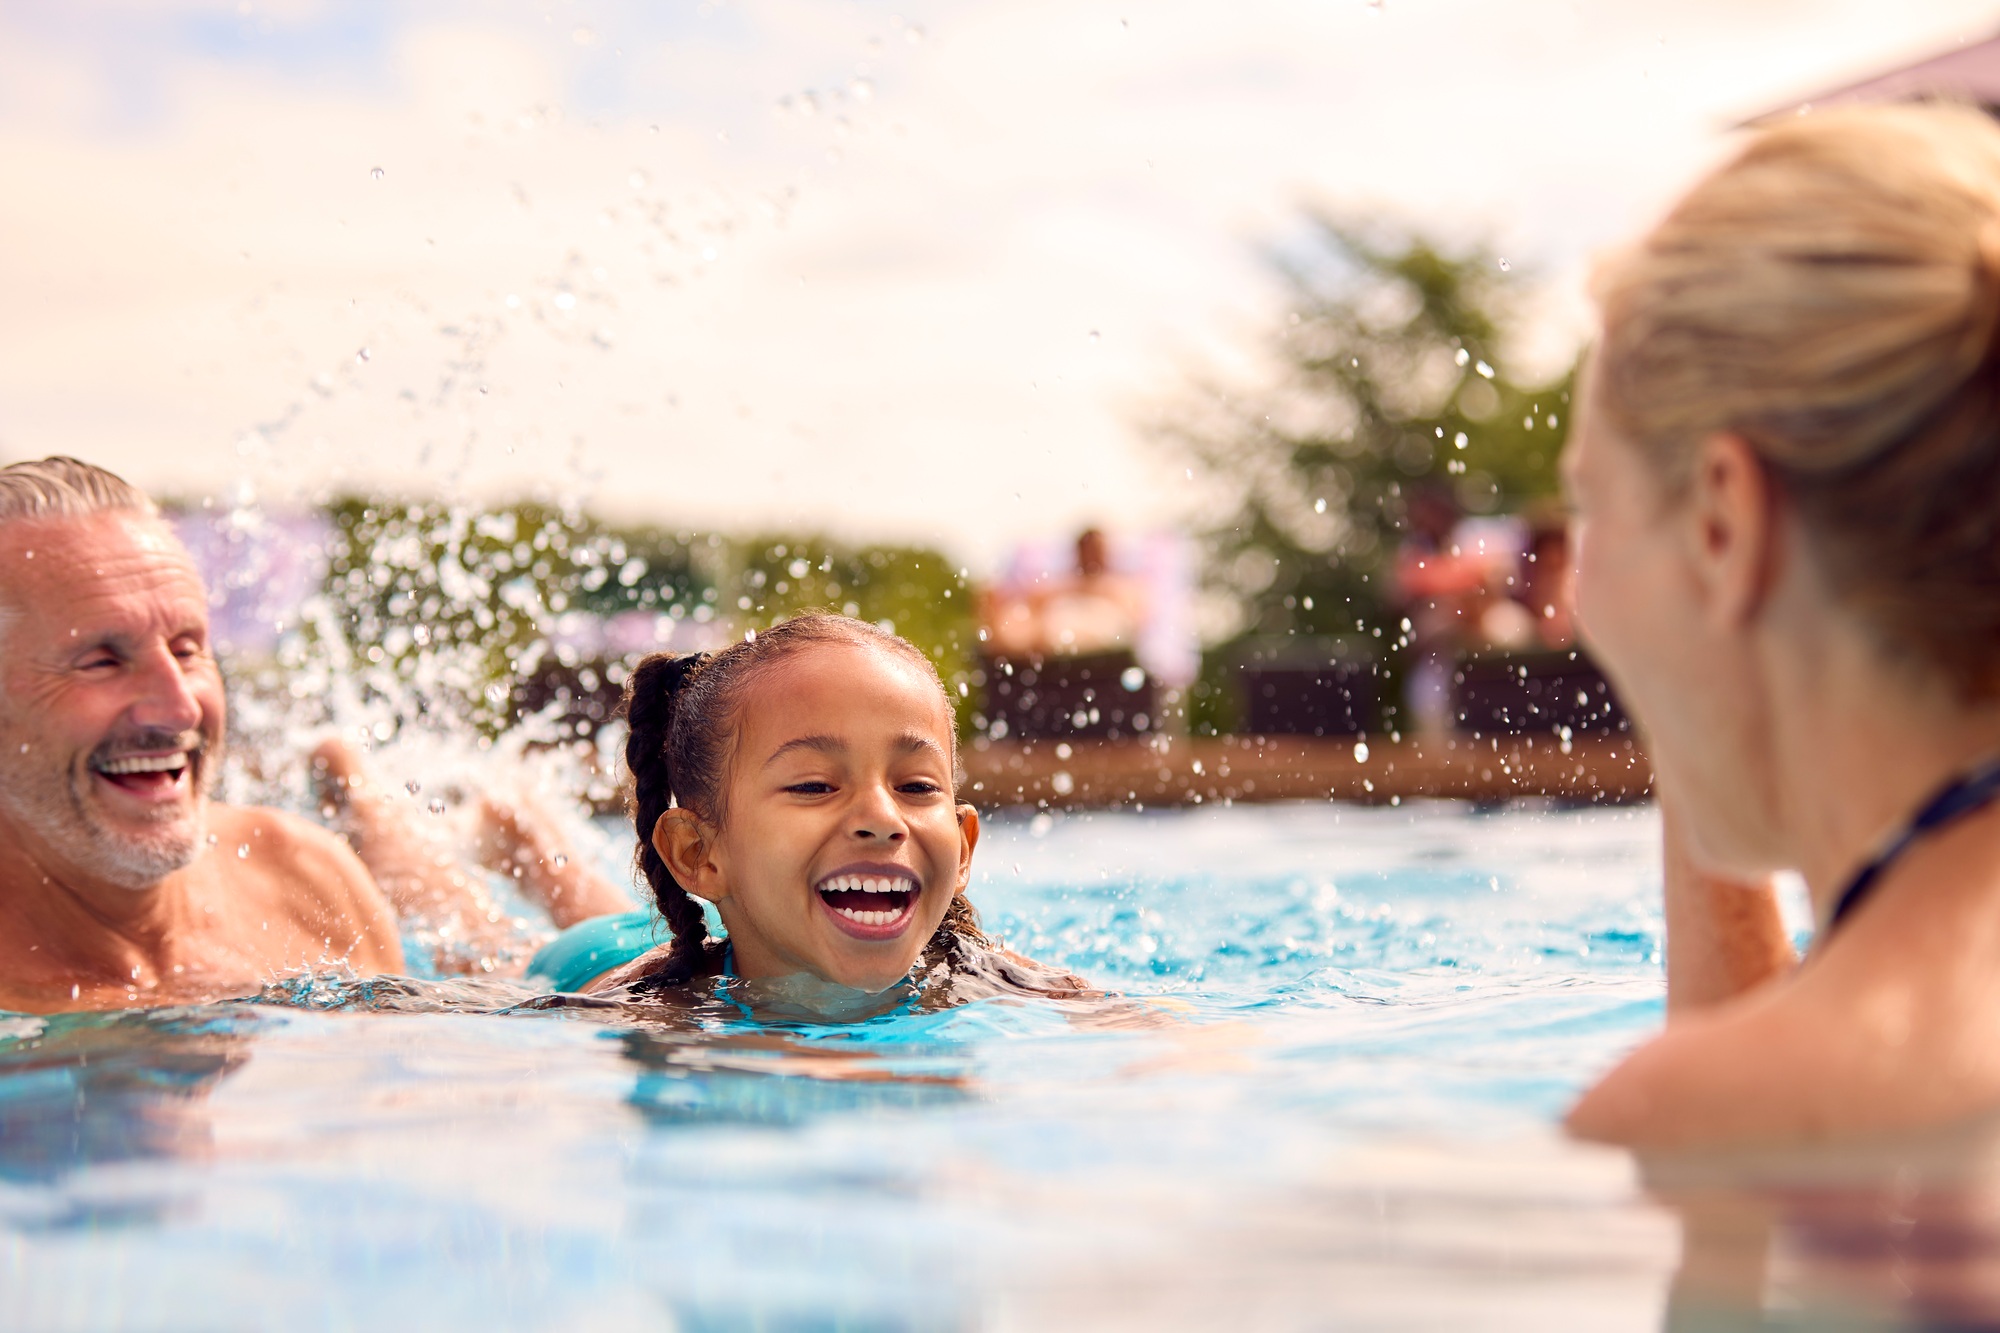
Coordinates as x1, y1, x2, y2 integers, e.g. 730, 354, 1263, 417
524, 910, 666, 993
525, 911, 734, 992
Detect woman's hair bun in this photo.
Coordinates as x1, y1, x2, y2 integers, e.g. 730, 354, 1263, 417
1594, 102, 2000, 699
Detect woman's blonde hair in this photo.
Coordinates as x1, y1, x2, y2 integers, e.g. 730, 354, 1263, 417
1595, 103, 2000, 697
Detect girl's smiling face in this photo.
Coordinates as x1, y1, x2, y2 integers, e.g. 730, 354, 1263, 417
652, 639, 978, 993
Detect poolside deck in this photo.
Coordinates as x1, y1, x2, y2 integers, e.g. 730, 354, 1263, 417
962, 733, 1653, 808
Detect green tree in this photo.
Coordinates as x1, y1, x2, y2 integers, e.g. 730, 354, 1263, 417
1160, 213, 1573, 731
722, 536, 980, 728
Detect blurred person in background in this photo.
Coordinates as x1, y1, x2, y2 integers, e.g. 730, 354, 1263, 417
1563, 104, 2000, 1149
1392, 484, 1541, 736
980, 526, 1150, 660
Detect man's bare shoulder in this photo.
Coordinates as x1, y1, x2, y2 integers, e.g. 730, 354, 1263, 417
205, 804, 404, 969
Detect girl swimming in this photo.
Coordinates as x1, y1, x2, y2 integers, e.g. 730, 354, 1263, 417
526, 613, 1084, 1000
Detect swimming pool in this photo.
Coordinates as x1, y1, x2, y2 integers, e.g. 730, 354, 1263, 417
1, 801, 1692, 1329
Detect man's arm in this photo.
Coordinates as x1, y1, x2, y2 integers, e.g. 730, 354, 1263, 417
250, 809, 407, 975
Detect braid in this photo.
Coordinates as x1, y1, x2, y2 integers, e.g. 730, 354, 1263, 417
919, 889, 989, 973
621, 651, 724, 988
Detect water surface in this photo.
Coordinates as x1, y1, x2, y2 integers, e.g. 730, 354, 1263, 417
2, 802, 1689, 1330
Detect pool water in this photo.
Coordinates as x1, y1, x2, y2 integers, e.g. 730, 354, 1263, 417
2, 802, 1712, 1329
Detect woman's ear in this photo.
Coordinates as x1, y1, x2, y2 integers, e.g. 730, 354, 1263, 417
1687, 431, 1782, 629
652, 808, 730, 904
954, 802, 981, 891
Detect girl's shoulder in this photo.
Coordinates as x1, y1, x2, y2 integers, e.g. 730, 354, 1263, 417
526, 909, 671, 994
578, 944, 682, 995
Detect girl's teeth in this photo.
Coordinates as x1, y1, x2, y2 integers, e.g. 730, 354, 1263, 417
834, 906, 902, 926
823, 875, 914, 895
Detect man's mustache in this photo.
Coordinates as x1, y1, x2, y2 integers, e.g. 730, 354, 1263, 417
88, 730, 209, 768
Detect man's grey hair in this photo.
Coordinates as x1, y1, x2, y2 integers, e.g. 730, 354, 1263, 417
0, 456, 156, 526
0, 458, 162, 655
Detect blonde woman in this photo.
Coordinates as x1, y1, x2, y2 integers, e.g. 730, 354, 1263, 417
1564, 104, 2000, 1149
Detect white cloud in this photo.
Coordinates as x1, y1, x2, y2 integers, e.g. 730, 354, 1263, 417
0, 0, 1993, 568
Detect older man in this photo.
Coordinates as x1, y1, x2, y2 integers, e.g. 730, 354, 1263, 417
0, 458, 404, 1011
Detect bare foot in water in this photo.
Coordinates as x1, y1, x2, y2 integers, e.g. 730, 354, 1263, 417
310, 738, 521, 973
472, 790, 634, 929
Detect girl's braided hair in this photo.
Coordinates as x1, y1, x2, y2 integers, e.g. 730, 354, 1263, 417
620, 613, 989, 990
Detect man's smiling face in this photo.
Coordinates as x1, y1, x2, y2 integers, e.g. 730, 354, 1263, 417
0, 512, 225, 890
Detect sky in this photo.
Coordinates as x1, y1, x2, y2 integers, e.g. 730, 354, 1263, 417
0, 0, 1995, 570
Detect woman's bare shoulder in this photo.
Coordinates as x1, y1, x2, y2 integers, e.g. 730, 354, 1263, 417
1566, 990, 1835, 1149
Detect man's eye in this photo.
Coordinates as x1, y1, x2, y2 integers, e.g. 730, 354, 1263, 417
79, 654, 118, 671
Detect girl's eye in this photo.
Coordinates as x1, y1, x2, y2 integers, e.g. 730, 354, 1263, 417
898, 781, 944, 796
785, 782, 836, 795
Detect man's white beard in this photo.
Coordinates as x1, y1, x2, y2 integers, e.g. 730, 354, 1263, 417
0, 747, 213, 891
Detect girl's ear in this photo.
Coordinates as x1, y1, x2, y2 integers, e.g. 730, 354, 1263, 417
653, 808, 730, 904
954, 803, 981, 891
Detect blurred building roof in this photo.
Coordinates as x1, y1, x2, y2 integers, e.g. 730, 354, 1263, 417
1750, 28, 2000, 123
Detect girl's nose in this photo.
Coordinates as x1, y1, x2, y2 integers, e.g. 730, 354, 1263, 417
851, 784, 909, 842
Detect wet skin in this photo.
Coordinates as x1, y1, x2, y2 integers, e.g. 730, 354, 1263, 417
596, 641, 978, 995
0, 513, 402, 1012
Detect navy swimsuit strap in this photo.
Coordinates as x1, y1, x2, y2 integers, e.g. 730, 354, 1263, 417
1826, 756, 2000, 935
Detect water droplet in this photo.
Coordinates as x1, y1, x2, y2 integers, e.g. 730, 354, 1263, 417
1474, 360, 1495, 379
1087, 329, 1101, 343
427, 797, 447, 815
236, 844, 250, 859
1497, 257, 1510, 272
370, 166, 385, 181
404, 780, 421, 796
206, 833, 218, 846
1314, 497, 1327, 514
628, 171, 647, 189
355, 347, 371, 363
1354, 741, 1370, 763
553, 854, 568, 869
1120, 666, 1146, 691
848, 77, 874, 102
553, 291, 576, 311
1454, 348, 1471, 367
1454, 432, 1469, 449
